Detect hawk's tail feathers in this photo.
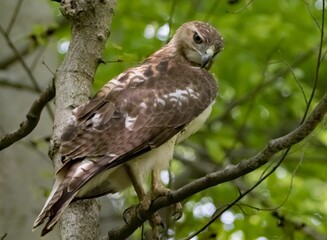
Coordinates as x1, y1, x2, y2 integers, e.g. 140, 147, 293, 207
33, 158, 105, 236
32, 177, 78, 236
33, 155, 120, 236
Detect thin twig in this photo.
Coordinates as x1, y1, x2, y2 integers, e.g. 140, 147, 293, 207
166, 0, 177, 42
0, 81, 55, 151
0, 26, 41, 92
0, 233, 7, 240
6, 0, 24, 35
0, 79, 39, 93
212, 41, 321, 123
29, 46, 55, 120
0, 25, 54, 120
302, 0, 325, 121
279, 50, 308, 104
223, 44, 280, 159
0, 43, 30, 69
204, 0, 221, 21
0, 19, 66, 69
184, 148, 290, 240
226, 0, 255, 14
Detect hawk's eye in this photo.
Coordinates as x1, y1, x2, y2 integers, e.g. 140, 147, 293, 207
193, 32, 203, 44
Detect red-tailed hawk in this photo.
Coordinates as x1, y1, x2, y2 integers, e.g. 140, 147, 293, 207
33, 21, 224, 236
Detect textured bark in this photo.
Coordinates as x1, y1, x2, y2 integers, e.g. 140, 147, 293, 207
49, 0, 116, 239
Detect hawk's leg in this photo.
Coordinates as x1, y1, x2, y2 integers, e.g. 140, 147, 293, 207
137, 168, 183, 239
123, 164, 165, 239
150, 168, 183, 221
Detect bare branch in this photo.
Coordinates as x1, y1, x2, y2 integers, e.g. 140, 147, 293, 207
106, 92, 327, 239
0, 81, 55, 151
0, 233, 7, 240
226, 0, 255, 14
303, 0, 325, 121
0, 25, 54, 120
6, 0, 24, 35
0, 78, 39, 93
0, 43, 30, 69
0, 19, 66, 69
0, 25, 42, 93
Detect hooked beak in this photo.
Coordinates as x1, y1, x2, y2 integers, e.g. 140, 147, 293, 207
201, 46, 215, 68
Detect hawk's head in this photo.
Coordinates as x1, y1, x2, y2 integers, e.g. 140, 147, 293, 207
173, 21, 224, 69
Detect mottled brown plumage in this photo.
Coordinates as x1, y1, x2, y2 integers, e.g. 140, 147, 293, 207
33, 21, 224, 236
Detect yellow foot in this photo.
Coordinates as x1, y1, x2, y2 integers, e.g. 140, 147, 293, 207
123, 204, 140, 224
172, 201, 183, 220
150, 185, 184, 220
123, 203, 166, 239
123, 186, 183, 238
149, 213, 166, 239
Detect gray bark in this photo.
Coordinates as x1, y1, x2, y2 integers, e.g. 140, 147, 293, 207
50, 0, 116, 239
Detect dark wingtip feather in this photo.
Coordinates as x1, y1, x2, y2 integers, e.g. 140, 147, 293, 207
41, 226, 53, 236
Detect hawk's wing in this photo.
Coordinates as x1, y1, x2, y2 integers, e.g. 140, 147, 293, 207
61, 60, 217, 165
33, 60, 217, 234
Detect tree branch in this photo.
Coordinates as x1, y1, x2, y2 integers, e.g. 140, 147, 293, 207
106, 92, 327, 239
0, 81, 55, 151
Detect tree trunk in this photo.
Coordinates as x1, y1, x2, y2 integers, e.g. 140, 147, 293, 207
49, 0, 116, 239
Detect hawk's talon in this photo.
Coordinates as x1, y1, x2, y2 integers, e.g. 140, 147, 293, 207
123, 204, 143, 225
149, 213, 165, 229
165, 190, 183, 220
160, 218, 167, 231
149, 213, 166, 239
123, 203, 165, 239
123, 205, 133, 224
150, 186, 184, 222
172, 202, 183, 220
